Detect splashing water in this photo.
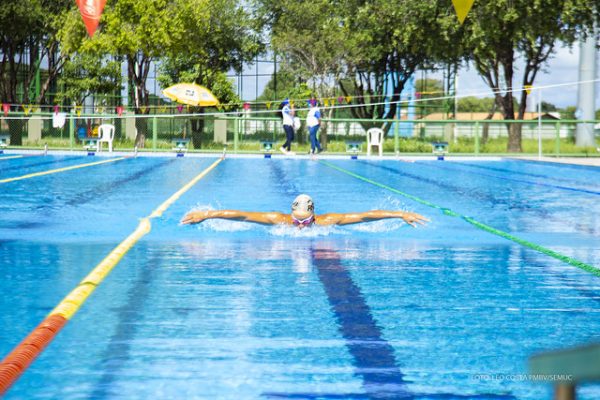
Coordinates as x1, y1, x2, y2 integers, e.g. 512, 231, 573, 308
269, 223, 345, 237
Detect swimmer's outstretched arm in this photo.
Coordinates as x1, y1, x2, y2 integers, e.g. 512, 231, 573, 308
181, 210, 291, 225
316, 211, 428, 227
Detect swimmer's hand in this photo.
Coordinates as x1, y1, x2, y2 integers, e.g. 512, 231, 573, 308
400, 211, 429, 227
181, 210, 209, 225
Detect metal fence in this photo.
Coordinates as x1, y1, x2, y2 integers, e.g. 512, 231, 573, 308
1, 112, 599, 156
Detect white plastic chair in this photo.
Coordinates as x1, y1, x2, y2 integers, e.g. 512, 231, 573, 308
97, 124, 115, 152
366, 127, 384, 157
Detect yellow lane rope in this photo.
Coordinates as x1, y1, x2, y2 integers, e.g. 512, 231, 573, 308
0, 157, 127, 184
1, 157, 223, 395
49, 157, 223, 320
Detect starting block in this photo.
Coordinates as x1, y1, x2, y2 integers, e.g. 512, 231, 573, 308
261, 141, 275, 158
261, 140, 275, 152
172, 138, 190, 156
83, 138, 98, 155
346, 141, 362, 159
432, 141, 449, 160
0, 134, 8, 154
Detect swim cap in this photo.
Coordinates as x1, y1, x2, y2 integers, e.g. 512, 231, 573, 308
292, 194, 314, 213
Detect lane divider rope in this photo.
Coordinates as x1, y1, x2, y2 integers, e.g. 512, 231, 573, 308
0, 157, 223, 395
320, 160, 600, 277
0, 157, 127, 184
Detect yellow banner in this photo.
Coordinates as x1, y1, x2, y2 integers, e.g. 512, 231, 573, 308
265, 102, 272, 110
524, 85, 532, 95
345, 96, 352, 104
452, 0, 475, 24
22, 104, 33, 115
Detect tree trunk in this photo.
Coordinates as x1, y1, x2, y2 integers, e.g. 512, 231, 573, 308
8, 118, 26, 146
191, 117, 204, 149
134, 117, 147, 148
128, 55, 152, 148
481, 101, 498, 144
321, 108, 333, 150
507, 124, 522, 152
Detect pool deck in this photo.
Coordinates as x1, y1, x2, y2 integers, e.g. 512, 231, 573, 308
3, 149, 600, 167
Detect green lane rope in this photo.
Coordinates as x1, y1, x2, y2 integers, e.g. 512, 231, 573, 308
320, 160, 600, 277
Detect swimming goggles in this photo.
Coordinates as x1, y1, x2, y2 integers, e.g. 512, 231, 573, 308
292, 215, 315, 226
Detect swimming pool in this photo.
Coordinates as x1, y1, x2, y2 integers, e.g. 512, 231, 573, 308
1, 154, 599, 399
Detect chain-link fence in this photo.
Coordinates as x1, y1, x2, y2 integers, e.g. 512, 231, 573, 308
1, 111, 599, 156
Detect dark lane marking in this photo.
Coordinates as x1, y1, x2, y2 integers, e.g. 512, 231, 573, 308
265, 244, 516, 399
268, 160, 409, 398
264, 161, 516, 399
88, 249, 156, 399
0, 156, 82, 175
361, 161, 600, 236
516, 158, 600, 173
421, 161, 600, 196
311, 245, 410, 399
264, 392, 514, 399
322, 160, 600, 277
358, 161, 548, 215
35, 159, 176, 211
451, 161, 598, 188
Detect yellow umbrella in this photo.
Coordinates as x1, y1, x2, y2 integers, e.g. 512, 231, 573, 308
162, 83, 219, 107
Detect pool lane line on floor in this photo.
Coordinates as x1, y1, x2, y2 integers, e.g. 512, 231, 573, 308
0, 157, 223, 396
310, 245, 411, 398
449, 160, 598, 188
0, 155, 25, 161
0, 156, 83, 174
421, 160, 600, 196
320, 160, 600, 278
267, 161, 412, 397
0, 157, 128, 184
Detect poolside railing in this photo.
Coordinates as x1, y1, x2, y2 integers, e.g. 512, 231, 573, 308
0, 112, 599, 157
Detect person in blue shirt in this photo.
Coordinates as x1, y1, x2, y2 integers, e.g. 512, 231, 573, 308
306, 99, 323, 154
279, 99, 295, 153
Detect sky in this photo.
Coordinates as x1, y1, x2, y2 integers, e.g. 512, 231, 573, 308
231, 43, 596, 110
445, 44, 594, 109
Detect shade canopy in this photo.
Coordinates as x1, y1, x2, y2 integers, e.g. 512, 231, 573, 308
162, 83, 219, 107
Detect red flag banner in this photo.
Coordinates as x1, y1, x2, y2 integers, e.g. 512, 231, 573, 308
76, 0, 107, 37
1, 103, 7, 117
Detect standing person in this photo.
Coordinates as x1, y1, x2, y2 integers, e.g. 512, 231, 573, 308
306, 99, 323, 154
279, 99, 295, 154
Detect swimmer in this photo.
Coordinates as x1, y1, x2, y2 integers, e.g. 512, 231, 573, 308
181, 194, 428, 229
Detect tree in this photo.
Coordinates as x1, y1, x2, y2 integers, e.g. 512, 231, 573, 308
257, 0, 349, 148
55, 7, 122, 107
90, 0, 179, 147
0, 0, 73, 144
457, 96, 497, 113
158, 0, 263, 148
57, 52, 122, 106
461, 0, 596, 152
415, 78, 446, 116
337, 0, 464, 134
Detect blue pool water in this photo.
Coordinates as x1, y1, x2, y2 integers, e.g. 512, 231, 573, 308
1, 154, 600, 399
